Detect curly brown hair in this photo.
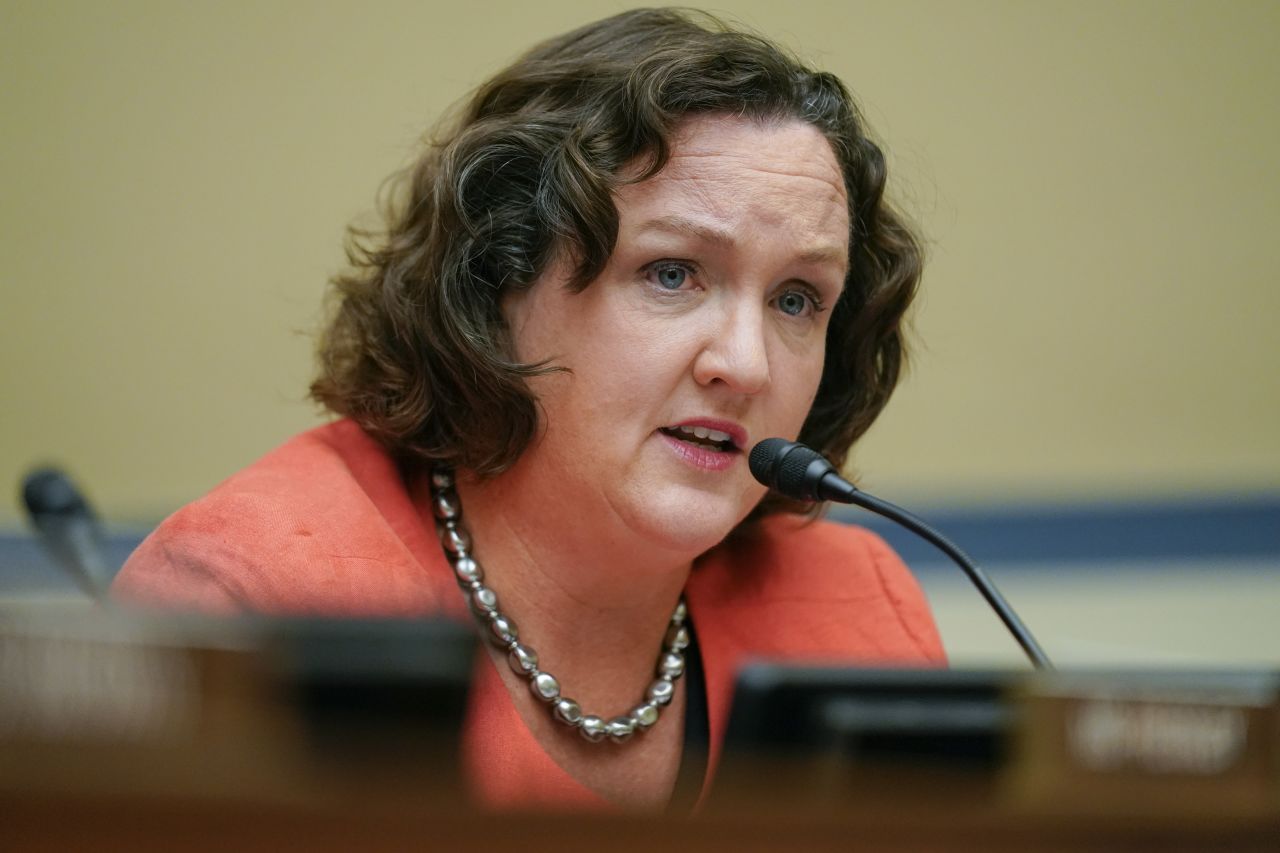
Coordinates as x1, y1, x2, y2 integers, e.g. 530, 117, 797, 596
311, 7, 923, 522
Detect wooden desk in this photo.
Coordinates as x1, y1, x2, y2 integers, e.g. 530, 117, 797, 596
2, 611, 1277, 851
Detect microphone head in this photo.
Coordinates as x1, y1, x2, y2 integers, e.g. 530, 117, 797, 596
21, 467, 94, 520
749, 438, 834, 501
748, 438, 794, 489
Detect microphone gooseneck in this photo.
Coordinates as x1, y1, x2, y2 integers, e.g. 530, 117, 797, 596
750, 439, 1053, 670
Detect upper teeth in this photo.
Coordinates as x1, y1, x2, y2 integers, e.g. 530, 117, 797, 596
676, 425, 732, 444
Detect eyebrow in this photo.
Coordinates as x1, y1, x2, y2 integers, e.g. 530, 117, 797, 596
635, 215, 848, 272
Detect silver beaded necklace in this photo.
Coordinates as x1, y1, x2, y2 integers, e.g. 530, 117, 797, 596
429, 469, 690, 744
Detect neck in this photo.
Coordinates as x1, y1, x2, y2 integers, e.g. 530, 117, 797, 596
453, 461, 693, 715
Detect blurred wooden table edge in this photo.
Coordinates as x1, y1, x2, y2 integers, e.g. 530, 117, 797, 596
4, 791, 1278, 853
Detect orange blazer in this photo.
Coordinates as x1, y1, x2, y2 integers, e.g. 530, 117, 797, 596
113, 419, 945, 810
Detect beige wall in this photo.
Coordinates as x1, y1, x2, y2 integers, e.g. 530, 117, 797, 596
3, 0, 1278, 526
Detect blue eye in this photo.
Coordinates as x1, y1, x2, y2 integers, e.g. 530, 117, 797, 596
777, 289, 812, 317
653, 264, 688, 290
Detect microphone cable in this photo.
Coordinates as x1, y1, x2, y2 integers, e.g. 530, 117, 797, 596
750, 438, 1052, 670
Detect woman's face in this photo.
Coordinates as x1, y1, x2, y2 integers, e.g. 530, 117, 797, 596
503, 114, 850, 554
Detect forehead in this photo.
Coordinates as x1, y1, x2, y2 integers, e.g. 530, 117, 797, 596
659, 114, 846, 193
614, 114, 850, 263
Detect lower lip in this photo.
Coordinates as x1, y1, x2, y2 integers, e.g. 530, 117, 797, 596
658, 432, 740, 471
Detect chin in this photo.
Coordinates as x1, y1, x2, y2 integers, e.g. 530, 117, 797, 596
619, 486, 748, 556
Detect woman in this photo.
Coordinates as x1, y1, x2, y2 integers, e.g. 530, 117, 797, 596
114, 9, 943, 811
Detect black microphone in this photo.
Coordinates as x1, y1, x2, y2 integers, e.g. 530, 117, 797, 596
750, 438, 1052, 670
21, 467, 114, 602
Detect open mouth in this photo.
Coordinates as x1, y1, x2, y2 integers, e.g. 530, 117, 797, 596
659, 425, 739, 453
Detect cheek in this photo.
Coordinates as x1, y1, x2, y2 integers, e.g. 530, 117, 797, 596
537, 313, 683, 426
568, 334, 681, 428
503, 292, 557, 365
772, 346, 827, 432
577, 302, 697, 379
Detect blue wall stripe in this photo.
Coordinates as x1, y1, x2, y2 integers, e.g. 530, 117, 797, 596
831, 494, 1280, 567
3, 494, 1278, 594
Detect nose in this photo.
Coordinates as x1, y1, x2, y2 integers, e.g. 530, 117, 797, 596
692, 300, 771, 395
